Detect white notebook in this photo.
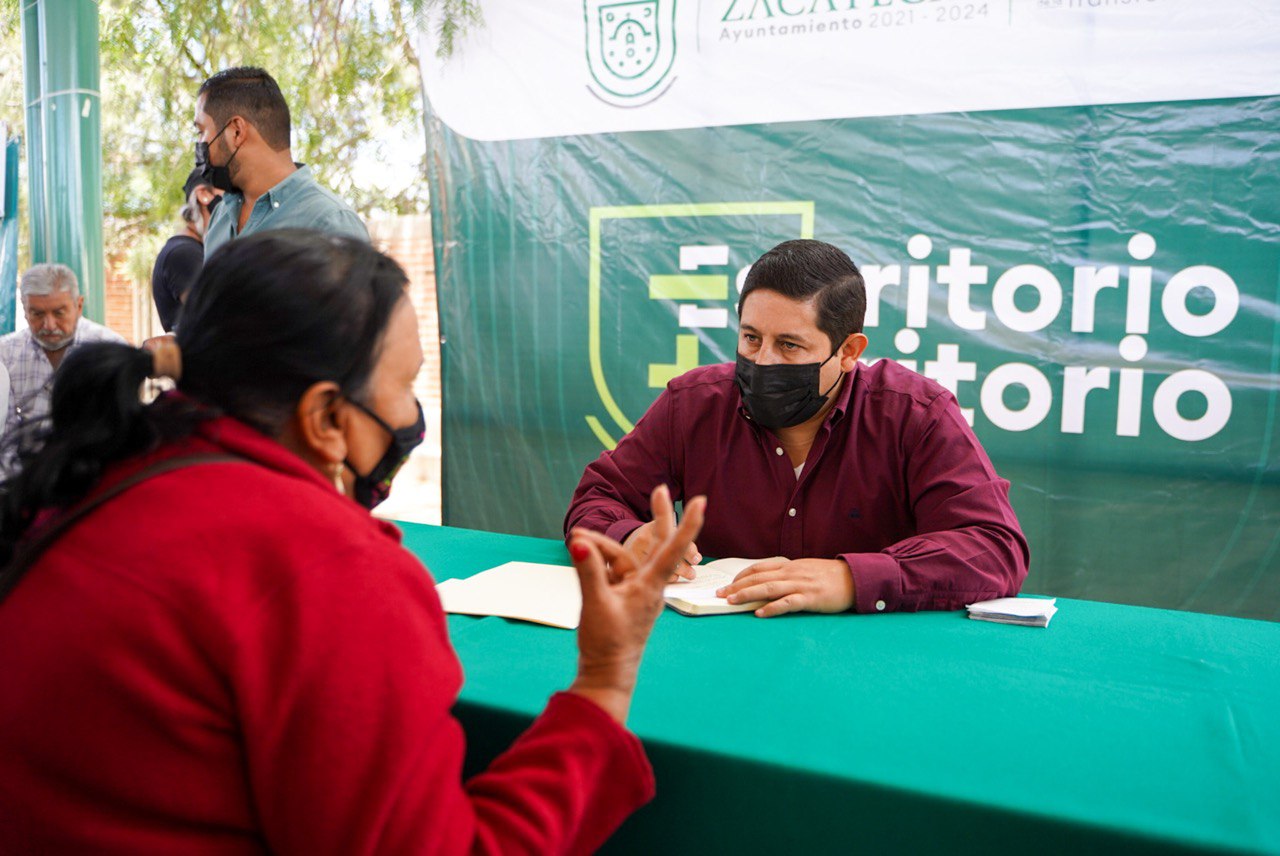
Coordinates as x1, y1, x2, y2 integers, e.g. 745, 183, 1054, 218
436, 562, 581, 629
663, 557, 771, 616
436, 556, 780, 627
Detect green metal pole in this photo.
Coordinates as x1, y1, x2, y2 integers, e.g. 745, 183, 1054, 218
22, 0, 105, 323
1, 136, 19, 334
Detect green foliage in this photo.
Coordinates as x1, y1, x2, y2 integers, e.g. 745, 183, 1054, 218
99, 0, 437, 252
410, 0, 484, 59
1, 0, 27, 271
3, 0, 481, 288
1, 0, 21, 149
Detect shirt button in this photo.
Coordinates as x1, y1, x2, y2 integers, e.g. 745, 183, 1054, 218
775, 447, 784, 456
273, 201, 280, 209
787, 508, 796, 517
875, 600, 886, 611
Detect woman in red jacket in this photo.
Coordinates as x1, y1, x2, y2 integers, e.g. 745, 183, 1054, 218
0, 229, 703, 854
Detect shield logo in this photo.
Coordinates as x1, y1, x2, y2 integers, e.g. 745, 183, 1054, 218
584, 201, 816, 450
584, 0, 677, 106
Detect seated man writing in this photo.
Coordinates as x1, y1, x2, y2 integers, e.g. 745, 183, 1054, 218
565, 239, 1028, 617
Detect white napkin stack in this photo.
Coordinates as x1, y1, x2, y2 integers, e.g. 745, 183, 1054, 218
966, 597, 1057, 627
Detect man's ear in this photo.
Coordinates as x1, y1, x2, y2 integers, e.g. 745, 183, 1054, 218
293, 381, 348, 465
839, 333, 869, 371
227, 115, 251, 148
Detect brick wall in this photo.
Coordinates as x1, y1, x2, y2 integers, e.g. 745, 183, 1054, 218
367, 215, 441, 423
367, 215, 443, 524
104, 255, 145, 342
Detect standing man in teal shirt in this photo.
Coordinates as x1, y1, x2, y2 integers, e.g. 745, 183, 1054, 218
193, 67, 368, 260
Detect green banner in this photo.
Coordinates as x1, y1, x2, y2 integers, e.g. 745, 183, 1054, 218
424, 95, 1280, 621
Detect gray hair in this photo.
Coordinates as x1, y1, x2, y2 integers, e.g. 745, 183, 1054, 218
180, 187, 201, 226
20, 263, 80, 299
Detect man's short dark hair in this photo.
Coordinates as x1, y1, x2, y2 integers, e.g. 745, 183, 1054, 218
737, 239, 867, 350
198, 67, 291, 151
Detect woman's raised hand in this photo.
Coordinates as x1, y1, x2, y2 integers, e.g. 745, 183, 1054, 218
566, 485, 706, 723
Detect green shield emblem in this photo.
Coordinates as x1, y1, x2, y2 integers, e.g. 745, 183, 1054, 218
585, 201, 815, 450
584, 0, 677, 104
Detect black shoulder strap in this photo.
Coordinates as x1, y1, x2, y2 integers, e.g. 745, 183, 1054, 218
1, 453, 243, 598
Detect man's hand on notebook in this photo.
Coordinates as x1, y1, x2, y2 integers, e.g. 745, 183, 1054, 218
716, 557, 854, 618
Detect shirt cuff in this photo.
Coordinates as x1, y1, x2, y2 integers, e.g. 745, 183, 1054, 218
605, 519, 644, 545
839, 552, 901, 613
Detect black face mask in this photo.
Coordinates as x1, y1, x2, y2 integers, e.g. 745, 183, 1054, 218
343, 398, 426, 509
194, 120, 241, 193
735, 351, 842, 430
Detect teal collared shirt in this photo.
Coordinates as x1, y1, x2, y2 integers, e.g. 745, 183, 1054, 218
203, 165, 368, 259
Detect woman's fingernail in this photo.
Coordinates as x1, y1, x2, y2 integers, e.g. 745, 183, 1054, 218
570, 543, 589, 561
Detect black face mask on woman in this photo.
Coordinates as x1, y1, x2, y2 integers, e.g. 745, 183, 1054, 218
343, 398, 426, 509
734, 351, 842, 430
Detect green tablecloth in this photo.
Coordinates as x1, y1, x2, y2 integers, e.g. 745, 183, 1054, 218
400, 522, 1280, 855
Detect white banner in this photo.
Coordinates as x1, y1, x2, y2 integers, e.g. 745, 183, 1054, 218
418, 0, 1280, 141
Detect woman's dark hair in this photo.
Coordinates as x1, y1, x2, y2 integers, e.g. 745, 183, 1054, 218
0, 229, 408, 589
737, 239, 867, 351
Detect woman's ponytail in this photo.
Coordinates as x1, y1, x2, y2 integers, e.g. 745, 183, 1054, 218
0, 343, 197, 573
0, 230, 408, 592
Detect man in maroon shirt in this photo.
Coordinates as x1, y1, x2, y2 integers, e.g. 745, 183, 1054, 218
565, 239, 1028, 617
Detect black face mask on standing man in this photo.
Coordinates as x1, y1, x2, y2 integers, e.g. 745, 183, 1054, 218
194, 119, 241, 194
734, 350, 844, 430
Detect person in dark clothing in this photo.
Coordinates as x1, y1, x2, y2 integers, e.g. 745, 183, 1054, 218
150, 169, 223, 331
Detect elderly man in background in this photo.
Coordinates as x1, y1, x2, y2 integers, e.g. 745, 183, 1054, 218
0, 263, 127, 476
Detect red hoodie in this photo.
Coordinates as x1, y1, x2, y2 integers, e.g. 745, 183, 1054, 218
0, 416, 653, 854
